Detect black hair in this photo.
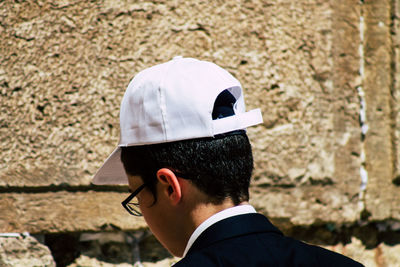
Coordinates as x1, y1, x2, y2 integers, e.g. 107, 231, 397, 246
120, 132, 253, 205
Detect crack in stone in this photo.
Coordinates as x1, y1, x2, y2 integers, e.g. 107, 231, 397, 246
390, 0, 400, 187
357, 0, 368, 214
0, 184, 128, 193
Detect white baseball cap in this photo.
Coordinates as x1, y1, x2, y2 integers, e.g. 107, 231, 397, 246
92, 56, 263, 185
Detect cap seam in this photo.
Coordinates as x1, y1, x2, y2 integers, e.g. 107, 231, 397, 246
158, 62, 174, 141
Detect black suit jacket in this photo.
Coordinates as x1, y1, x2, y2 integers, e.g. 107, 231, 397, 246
174, 213, 364, 266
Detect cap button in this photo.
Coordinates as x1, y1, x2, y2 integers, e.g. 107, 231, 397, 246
173, 55, 183, 60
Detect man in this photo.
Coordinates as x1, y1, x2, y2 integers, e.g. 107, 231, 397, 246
93, 56, 363, 266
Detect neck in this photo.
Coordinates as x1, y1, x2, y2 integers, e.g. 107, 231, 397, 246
191, 199, 245, 229
171, 179, 248, 257
182, 199, 249, 250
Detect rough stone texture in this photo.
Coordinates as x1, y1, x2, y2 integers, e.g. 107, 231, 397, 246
250, 0, 361, 225
391, 0, 400, 220
250, 0, 361, 188
363, 0, 400, 221
0, 0, 126, 186
0, 191, 146, 233
53, 231, 179, 266
69, 256, 132, 267
0, 234, 56, 267
250, 186, 358, 226
395, 0, 400, 187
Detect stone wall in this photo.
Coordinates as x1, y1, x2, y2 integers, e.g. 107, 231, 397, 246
1, 0, 399, 266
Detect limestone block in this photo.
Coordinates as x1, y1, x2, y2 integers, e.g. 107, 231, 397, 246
391, 0, 400, 182
395, 0, 400, 187
0, 234, 55, 267
392, 0, 400, 220
362, 0, 400, 221
0, 191, 146, 233
250, 0, 362, 225
250, 186, 359, 227
67, 231, 179, 267
68, 255, 178, 267
68, 256, 132, 267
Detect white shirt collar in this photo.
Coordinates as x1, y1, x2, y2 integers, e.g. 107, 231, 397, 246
182, 204, 257, 257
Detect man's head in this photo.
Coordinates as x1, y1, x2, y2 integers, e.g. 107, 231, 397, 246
92, 56, 263, 256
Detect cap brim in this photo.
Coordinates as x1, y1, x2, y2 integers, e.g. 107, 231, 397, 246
92, 147, 128, 185
212, 108, 263, 135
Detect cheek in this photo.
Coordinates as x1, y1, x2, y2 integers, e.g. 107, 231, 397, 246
143, 213, 174, 253
142, 209, 166, 241
140, 199, 169, 238
138, 189, 155, 209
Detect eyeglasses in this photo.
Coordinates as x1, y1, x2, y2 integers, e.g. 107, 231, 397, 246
121, 183, 147, 216
121, 171, 190, 216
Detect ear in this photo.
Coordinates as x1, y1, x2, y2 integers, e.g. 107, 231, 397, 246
156, 168, 182, 205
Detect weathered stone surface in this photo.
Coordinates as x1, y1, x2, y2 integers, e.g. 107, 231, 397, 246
394, 0, 400, 187
68, 256, 132, 267
250, 0, 361, 225
391, 0, 400, 220
250, 185, 359, 226
330, 0, 363, 214
69, 256, 178, 267
0, 234, 55, 267
363, 0, 400, 221
0, 191, 146, 233
65, 231, 178, 267
0, 188, 359, 234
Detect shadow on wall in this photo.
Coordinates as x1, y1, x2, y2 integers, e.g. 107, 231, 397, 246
1, 223, 400, 267
44, 230, 174, 267
46, 222, 400, 266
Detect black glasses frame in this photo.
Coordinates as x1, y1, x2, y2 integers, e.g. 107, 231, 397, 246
121, 183, 147, 216
121, 171, 191, 216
